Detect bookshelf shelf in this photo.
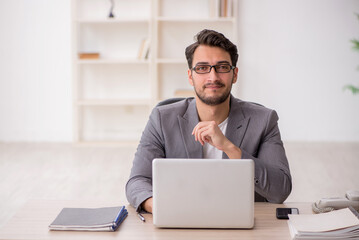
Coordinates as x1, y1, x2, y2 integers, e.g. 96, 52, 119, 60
77, 18, 150, 24
77, 99, 152, 106
156, 17, 235, 23
72, 0, 237, 144
77, 59, 150, 65
156, 58, 187, 64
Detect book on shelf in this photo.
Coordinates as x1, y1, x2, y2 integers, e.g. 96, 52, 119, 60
287, 206, 359, 240
174, 89, 195, 98
78, 52, 100, 60
209, 0, 233, 18
138, 38, 150, 60
49, 206, 128, 232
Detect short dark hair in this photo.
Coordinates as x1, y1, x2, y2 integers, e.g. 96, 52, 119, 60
185, 29, 238, 69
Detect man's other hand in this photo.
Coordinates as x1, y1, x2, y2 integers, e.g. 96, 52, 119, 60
141, 197, 153, 213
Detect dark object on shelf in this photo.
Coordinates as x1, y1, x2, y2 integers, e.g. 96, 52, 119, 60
109, 0, 115, 18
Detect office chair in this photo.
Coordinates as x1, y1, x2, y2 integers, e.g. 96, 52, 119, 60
156, 98, 186, 107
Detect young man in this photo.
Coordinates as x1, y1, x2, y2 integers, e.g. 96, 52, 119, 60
126, 29, 292, 213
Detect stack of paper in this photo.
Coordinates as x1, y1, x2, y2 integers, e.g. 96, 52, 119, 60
288, 207, 359, 239
49, 206, 128, 232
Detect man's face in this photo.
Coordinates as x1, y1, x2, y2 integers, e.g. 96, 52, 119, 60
188, 45, 238, 106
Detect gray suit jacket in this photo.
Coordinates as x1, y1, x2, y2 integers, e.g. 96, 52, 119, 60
126, 95, 292, 211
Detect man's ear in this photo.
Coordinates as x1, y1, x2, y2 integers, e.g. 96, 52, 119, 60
232, 67, 239, 84
188, 69, 194, 86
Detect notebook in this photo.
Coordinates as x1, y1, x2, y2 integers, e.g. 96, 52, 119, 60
49, 206, 128, 231
152, 158, 254, 228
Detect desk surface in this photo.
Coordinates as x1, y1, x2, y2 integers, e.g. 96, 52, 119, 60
0, 200, 313, 240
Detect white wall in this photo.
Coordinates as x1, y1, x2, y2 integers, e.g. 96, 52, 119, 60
0, 0, 358, 142
0, 0, 72, 141
237, 0, 359, 141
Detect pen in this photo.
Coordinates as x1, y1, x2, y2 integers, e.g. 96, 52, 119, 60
137, 212, 146, 222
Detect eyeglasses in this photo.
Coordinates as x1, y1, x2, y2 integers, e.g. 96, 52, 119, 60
192, 64, 235, 74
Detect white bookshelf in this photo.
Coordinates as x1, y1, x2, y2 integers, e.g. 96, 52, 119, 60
72, 0, 238, 144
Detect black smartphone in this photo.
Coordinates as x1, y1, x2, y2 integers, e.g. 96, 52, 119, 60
276, 208, 299, 219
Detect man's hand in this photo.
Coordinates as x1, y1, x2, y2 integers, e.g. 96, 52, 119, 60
192, 121, 229, 150
141, 197, 153, 213
192, 121, 242, 159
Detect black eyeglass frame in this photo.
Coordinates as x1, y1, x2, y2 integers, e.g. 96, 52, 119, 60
191, 64, 236, 74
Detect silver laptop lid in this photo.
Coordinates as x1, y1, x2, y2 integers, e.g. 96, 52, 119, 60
153, 158, 254, 228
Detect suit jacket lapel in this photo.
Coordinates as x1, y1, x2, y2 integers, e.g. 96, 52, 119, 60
178, 99, 203, 158
223, 96, 250, 159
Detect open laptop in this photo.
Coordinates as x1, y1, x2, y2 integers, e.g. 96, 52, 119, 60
152, 158, 254, 228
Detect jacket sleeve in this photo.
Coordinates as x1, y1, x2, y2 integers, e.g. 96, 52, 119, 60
125, 108, 164, 212
241, 110, 292, 203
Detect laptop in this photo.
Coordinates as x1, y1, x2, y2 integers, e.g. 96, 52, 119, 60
152, 158, 254, 228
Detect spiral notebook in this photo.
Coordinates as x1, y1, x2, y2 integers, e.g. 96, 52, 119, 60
287, 206, 359, 240
49, 206, 128, 232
